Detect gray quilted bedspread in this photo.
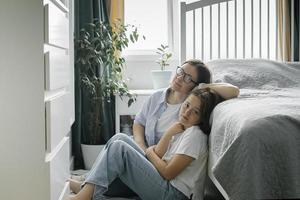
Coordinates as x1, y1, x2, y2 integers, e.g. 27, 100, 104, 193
207, 59, 300, 200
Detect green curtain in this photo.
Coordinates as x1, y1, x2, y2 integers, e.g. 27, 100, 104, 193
73, 0, 116, 169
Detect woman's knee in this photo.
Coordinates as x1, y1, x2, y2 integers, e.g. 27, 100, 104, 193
107, 133, 130, 144
108, 140, 134, 158
114, 133, 131, 141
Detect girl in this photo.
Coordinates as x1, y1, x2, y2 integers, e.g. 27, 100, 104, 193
69, 88, 224, 200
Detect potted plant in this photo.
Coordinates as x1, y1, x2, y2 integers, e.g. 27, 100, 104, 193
151, 44, 173, 89
75, 20, 143, 169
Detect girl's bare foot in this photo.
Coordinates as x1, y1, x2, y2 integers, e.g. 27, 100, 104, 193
69, 179, 83, 194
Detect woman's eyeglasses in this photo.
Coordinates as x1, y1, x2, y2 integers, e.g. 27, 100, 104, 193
176, 66, 198, 85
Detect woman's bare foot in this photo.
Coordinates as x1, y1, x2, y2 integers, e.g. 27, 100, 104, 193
69, 179, 83, 194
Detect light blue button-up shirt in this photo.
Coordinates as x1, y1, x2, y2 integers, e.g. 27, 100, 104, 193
134, 88, 180, 146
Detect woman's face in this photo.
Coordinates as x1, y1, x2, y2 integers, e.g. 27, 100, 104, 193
179, 94, 202, 128
170, 63, 198, 94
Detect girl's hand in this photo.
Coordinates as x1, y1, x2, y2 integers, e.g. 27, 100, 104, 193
165, 122, 185, 137
145, 145, 156, 158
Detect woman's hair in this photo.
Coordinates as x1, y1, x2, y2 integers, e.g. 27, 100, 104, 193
182, 59, 212, 84
191, 88, 224, 135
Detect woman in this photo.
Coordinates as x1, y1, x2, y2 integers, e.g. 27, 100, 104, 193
133, 59, 239, 152
69, 88, 224, 200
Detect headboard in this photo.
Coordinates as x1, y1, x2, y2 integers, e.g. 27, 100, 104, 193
180, 0, 278, 62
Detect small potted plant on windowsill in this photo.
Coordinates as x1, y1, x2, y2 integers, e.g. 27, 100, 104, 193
151, 44, 173, 89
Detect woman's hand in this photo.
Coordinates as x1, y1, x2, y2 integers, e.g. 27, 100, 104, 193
197, 83, 240, 99
165, 122, 185, 137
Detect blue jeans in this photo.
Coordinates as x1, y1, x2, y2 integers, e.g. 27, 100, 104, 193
84, 133, 188, 200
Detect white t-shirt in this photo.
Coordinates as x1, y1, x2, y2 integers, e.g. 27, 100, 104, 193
155, 103, 181, 143
162, 126, 208, 199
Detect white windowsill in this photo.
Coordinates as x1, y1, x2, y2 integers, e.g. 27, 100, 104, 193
123, 50, 178, 62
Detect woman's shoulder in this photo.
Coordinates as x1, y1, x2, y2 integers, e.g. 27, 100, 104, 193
152, 87, 168, 95
149, 88, 169, 100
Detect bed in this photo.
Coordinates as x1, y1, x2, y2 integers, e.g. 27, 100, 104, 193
180, 0, 300, 199
205, 59, 300, 199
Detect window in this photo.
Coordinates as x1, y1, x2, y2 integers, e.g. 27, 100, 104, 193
124, 0, 176, 55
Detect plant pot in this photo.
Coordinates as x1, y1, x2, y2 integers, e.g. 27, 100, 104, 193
81, 144, 105, 170
151, 70, 173, 89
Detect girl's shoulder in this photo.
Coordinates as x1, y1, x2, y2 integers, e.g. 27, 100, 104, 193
182, 126, 207, 142
184, 126, 206, 135
175, 126, 208, 158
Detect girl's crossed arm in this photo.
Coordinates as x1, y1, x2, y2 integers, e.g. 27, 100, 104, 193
146, 122, 194, 180
146, 146, 194, 180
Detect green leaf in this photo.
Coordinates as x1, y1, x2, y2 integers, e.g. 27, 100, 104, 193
130, 34, 134, 43
128, 98, 134, 107
116, 67, 121, 72
133, 33, 139, 41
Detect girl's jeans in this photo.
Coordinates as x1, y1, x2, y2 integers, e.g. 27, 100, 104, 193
84, 133, 188, 200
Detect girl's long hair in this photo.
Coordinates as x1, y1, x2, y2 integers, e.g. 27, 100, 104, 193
191, 88, 224, 135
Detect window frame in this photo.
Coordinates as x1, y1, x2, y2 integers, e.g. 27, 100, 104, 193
123, 0, 180, 62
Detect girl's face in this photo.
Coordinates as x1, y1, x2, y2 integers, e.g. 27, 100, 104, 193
170, 63, 198, 95
179, 94, 202, 128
